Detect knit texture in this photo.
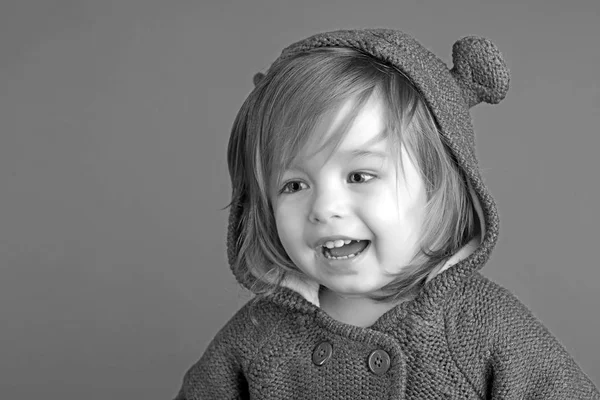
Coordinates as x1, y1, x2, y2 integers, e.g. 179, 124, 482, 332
175, 274, 599, 399
174, 29, 600, 399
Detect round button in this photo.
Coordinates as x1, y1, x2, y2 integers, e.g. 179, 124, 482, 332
368, 349, 391, 375
312, 341, 333, 366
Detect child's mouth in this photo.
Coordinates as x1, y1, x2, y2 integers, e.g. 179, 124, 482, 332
321, 240, 370, 260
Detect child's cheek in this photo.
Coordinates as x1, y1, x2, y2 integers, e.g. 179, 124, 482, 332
359, 181, 400, 216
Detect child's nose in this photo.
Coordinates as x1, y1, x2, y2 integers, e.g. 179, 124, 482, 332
308, 187, 346, 224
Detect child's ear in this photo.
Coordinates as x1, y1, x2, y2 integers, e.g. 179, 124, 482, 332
253, 72, 265, 86
450, 37, 510, 108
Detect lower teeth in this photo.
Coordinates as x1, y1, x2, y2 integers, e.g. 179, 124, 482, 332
323, 245, 367, 260
325, 252, 358, 260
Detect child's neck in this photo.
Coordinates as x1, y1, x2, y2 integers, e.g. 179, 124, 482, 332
318, 287, 401, 328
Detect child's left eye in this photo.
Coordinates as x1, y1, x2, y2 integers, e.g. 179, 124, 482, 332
348, 172, 376, 184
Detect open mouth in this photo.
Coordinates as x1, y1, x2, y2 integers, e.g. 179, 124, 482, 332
321, 239, 370, 260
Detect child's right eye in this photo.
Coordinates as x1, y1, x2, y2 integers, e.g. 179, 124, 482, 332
280, 181, 308, 194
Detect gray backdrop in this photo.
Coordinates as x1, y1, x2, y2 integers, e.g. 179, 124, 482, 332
1, 0, 598, 398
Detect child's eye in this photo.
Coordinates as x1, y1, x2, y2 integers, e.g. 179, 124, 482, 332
348, 172, 376, 184
280, 181, 308, 194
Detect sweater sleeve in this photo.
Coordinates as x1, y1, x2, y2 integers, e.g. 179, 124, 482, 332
446, 274, 600, 400
173, 303, 261, 400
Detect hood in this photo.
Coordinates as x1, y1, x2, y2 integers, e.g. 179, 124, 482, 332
226, 29, 509, 305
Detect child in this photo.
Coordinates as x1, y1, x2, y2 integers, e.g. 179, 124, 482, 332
174, 29, 600, 399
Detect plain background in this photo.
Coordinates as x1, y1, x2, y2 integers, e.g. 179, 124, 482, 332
1, 0, 598, 398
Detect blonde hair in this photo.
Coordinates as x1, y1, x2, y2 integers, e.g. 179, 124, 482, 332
227, 47, 476, 303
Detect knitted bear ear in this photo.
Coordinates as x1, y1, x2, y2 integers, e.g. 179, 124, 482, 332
450, 36, 510, 108
253, 72, 265, 86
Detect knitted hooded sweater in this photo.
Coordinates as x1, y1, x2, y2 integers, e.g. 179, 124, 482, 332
173, 30, 600, 399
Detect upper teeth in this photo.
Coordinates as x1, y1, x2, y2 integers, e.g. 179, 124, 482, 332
323, 239, 353, 249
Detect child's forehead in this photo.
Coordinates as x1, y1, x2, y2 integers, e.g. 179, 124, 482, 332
293, 93, 393, 161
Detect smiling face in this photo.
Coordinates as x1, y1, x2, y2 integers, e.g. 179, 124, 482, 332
271, 93, 428, 298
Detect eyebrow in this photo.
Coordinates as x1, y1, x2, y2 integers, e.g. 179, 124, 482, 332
285, 149, 389, 173
348, 149, 389, 160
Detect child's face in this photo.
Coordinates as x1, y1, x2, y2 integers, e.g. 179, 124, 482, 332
271, 94, 428, 298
